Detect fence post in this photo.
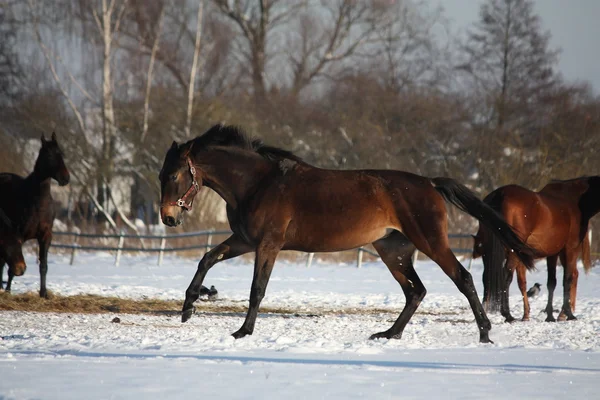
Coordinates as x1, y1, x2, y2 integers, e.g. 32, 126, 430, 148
69, 233, 79, 266
205, 231, 213, 255
158, 237, 166, 266
115, 232, 125, 266
306, 252, 314, 268
357, 248, 363, 268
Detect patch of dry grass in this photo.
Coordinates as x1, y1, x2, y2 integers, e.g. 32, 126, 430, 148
0, 291, 468, 318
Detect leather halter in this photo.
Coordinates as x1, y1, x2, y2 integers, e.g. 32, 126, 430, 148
161, 157, 200, 211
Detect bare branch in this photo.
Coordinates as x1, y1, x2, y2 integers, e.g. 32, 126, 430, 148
141, 4, 166, 143
185, 0, 205, 138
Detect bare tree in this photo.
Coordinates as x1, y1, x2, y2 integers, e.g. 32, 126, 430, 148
285, 0, 392, 98
458, 0, 559, 131
212, 0, 306, 99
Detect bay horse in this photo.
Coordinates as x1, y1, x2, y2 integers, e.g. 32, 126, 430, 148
159, 124, 535, 343
474, 178, 599, 322
0, 133, 70, 297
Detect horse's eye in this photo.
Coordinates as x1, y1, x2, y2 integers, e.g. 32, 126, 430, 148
170, 175, 177, 182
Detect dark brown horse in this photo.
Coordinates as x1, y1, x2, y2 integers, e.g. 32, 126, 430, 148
0, 133, 70, 297
159, 124, 535, 343
474, 177, 599, 322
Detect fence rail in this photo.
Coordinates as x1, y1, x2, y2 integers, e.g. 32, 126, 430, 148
50, 229, 479, 268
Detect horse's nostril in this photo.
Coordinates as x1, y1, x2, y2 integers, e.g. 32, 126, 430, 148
165, 216, 176, 226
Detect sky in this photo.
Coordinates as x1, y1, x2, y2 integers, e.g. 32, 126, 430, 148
439, 0, 600, 93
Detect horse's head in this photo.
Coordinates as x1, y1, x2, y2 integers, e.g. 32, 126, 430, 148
159, 141, 202, 227
0, 237, 26, 276
38, 132, 70, 186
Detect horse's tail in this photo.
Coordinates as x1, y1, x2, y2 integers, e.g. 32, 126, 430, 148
431, 177, 535, 269
582, 231, 592, 274
480, 223, 508, 312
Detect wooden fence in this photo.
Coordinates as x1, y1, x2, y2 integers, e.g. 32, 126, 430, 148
51, 230, 479, 268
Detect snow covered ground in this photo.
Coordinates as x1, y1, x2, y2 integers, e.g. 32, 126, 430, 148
1, 252, 599, 399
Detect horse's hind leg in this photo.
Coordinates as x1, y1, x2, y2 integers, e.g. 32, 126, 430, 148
428, 248, 492, 343
558, 251, 578, 321
500, 255, 518, 323
370, 231, 424, 340
515, 261, 530, 321
545, 255, 558, 322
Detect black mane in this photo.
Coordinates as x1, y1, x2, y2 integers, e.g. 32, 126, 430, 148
190, 124, 304, 163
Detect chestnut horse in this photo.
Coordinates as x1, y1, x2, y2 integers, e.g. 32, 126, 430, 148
0, 133, 70, 297
474, 178, 599, 322
159, 125, 535, 343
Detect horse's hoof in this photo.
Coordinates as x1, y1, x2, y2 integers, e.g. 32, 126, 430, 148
370, 331, 401, 340
479, 334, 493, 344
40, 291, 49, 299
521, 317, 530, 322
181, 307, 196, 323
504, 316, 516, 323
567, 315, 577, 321
232, 328, 250, 339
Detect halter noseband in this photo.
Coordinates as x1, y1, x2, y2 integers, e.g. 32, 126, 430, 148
161, 157, 200, 211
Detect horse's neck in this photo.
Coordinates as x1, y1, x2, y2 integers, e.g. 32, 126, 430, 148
199, 150, 271, 209
24, 170, 52, 199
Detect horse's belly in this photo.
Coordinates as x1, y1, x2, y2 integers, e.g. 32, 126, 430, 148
285, 219, 393, 252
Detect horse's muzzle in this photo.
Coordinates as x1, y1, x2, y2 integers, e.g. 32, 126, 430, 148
161, 206, 183, 227
12, 261, 26, 276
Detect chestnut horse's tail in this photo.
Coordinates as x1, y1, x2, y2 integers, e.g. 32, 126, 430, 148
431, 178, 536, 269
582, 231, 592, 274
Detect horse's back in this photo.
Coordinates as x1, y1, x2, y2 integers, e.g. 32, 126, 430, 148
491, 184, 573, 254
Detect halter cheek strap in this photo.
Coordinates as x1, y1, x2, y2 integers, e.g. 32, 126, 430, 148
161, 157, 200, 211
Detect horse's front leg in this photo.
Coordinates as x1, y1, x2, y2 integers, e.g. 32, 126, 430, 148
232, 236, 283, 339
182, 234, 252, 323
38, 232, 52, 298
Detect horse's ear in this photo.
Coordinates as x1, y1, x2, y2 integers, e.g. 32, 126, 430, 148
41, 134, 47, 145
171, 141, 178, 150
51, 132, 57, 142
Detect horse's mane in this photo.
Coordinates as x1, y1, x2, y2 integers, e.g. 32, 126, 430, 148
189, 124, 304, 163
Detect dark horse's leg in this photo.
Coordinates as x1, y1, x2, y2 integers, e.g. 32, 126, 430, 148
0, 257, 4, 290
370, 231, 425, 340
6, 269, 14, 292
545, 255, 558, 322
558, 251, 578, 321
38, 231, 52, 298
182, 234, 252, 323
500, 255, 518, 323
232, 235, 282, 339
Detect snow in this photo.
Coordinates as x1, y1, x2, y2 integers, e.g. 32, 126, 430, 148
1, 252, 599, 399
